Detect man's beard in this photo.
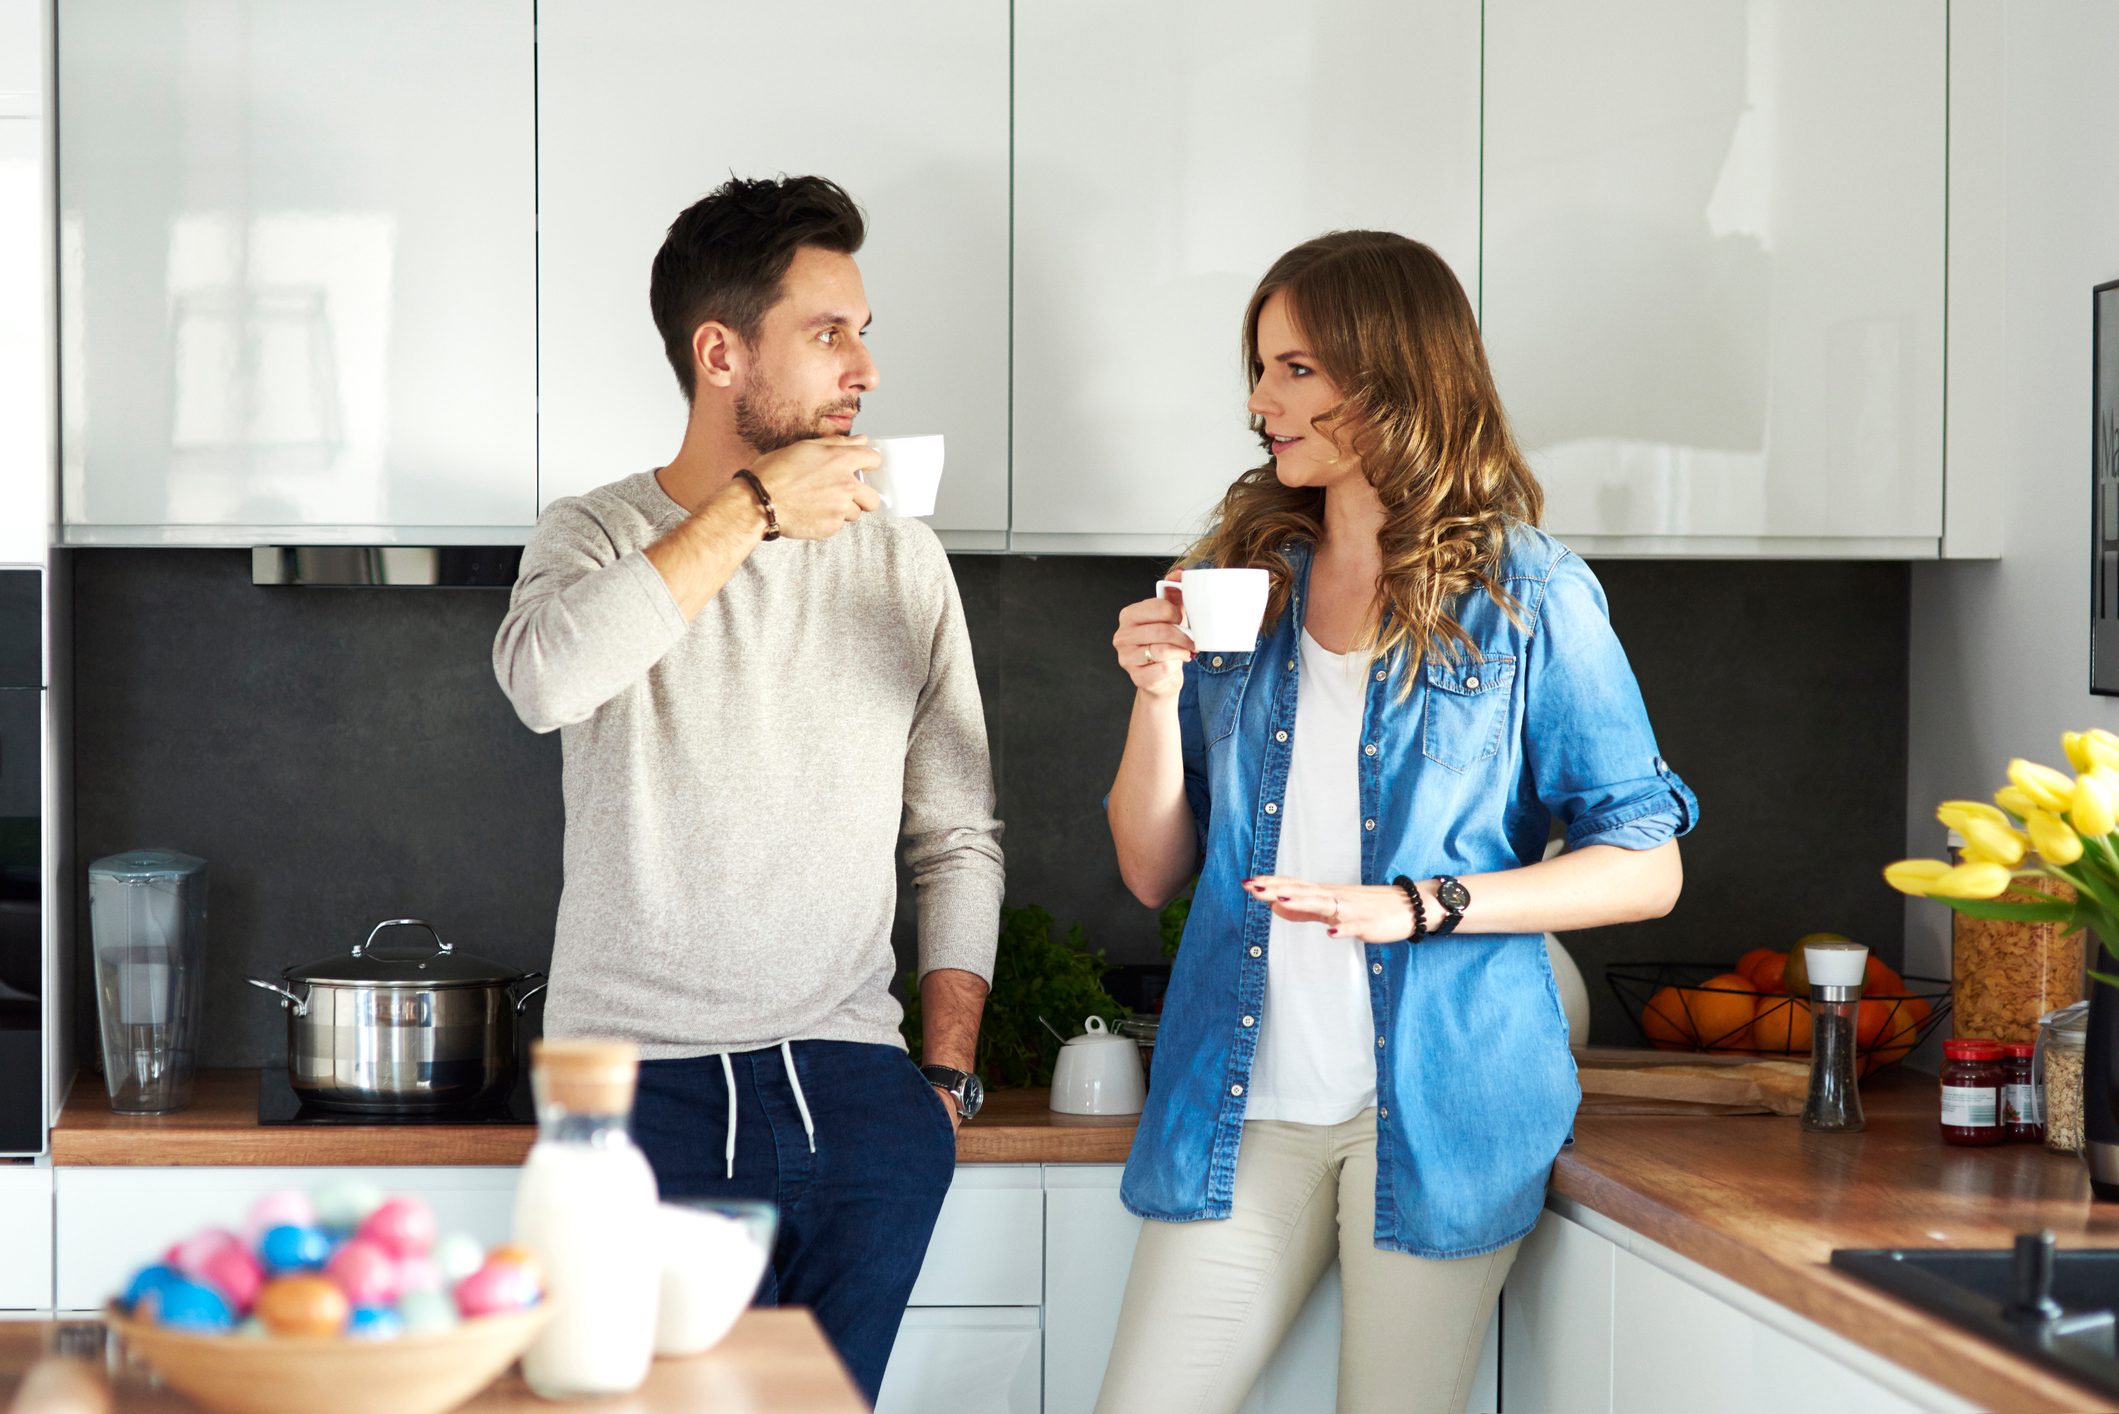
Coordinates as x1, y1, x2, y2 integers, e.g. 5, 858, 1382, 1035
734, 369, 859, 454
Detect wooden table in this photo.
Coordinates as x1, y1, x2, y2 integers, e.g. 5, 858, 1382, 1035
0, 1309, 865, 1413
51, 1072, 1139, 1167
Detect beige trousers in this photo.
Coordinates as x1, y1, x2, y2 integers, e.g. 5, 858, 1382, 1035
1095, 1111, 1519, 1414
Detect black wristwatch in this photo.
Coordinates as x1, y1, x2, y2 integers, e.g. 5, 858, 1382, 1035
1432, 875, 1471, 936
920, 1064, 985, 1121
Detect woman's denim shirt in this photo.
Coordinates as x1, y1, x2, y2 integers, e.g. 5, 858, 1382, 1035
1120, 524, 1698, 1258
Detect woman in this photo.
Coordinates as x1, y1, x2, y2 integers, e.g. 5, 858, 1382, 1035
1099, 231, 1696, 1414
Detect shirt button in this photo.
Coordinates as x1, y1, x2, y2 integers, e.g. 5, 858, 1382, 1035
1364, 819, 1376, 831
1374, 669, 1387, 681
1231, 1083, 1244, 1097
1249, 945, 1263, 958
1466, 675, 1481, 689
1242, 1015, 1255, 1028
1287, 658, 1296, 671
1364, 743, 1378, 757
1372, 962, 1383, 975
1275, 730, 1288, 743
1376, 1036, 1387, 1049
1380, 1106, 1389, 1119
1211, 655, 1224, 668
1264, 802, 1278, 815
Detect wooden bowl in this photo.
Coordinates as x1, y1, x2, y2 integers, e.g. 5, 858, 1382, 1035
105, 1301, 552, 1414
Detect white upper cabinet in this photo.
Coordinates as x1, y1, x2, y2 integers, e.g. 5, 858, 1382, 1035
536, 1, 1010, 547
1483, 1, 1946, 555
1011, 0, 1482, 556
0, 115, 51, 567
58, 1, 536, 541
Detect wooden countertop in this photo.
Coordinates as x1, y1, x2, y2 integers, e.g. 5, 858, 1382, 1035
51, 1070, 1139, 1166
1556, 1066, 2119, 1412
0, 1307, 863, 1412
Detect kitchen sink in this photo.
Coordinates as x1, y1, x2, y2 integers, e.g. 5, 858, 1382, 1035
1831, 1236, 2119, 1400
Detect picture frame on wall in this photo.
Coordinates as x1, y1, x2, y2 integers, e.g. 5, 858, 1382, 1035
2095, 279, 2119, 695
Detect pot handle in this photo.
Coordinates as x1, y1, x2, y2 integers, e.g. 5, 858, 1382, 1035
245, 976, 309, 1017
354, 918, 450, 959
513, 972, 549, 1014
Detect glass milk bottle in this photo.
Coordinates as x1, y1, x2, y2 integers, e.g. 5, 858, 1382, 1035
515, 1039, 661, 1397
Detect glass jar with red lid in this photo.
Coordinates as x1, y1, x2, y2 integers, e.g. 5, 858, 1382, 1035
1941, 1039, 2005, 1145
2001, 1041, 2045, 1144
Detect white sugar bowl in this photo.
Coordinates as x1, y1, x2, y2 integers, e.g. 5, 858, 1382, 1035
1049, 1016, 1147, 1116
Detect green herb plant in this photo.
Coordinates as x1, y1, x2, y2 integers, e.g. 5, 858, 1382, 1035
903, 904, 1128, 1089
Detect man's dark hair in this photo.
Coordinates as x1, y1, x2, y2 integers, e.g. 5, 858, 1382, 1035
649, 174, 867, 402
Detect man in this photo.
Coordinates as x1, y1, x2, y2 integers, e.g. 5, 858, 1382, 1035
493, 174, 1001, 1403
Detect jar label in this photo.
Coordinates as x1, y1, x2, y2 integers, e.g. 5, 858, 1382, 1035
2004, 1082, 2045, 1125
1942, 1084, 1999, 1127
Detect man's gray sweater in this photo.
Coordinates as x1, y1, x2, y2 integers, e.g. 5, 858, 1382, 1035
493, 470, 1003, 1059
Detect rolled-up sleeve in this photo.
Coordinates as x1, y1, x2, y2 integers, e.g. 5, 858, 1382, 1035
1522, 553, 1699, 850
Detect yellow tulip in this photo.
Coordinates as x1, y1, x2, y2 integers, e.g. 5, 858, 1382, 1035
1883, 859, 1952, 897
2009, 759, 2076, 813
1959, 818, 2028, 867
2066, 731, 2095, 772
1995, 785, 2040, 819
1938, 800, 2010, 831
2075, 773, 2119, 837
2026, 808, 2086, 865
2085, 732, 2119, 772
1925, 861, 2014, 899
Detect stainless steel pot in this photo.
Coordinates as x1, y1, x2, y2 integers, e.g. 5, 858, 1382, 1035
246, 918, 546, 1114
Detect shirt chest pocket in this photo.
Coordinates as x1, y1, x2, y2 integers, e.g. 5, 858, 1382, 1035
1422, 654, 1516, 772
1195, 650, 1256, 747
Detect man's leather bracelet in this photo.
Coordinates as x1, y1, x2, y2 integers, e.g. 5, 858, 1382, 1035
1392, 875, 1428, 943
733, 468, 780, 541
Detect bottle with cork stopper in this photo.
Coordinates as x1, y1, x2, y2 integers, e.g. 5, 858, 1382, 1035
1801, 940, 1869, 1134
514, 1038, 661, 1398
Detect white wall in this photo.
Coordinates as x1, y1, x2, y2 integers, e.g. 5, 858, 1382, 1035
1905, 0, 2119, 990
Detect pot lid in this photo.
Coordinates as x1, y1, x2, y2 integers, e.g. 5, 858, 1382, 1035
1063, 1016, 1133, 1046
283, 919, 521, 988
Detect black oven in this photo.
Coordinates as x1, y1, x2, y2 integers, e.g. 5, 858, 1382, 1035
0, 568, 44, 1156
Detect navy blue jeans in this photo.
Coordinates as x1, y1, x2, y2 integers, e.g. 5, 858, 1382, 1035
633, 1041, 957, 1404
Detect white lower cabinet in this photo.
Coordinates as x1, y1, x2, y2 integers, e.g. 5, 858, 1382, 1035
878, 1307, 1043, 1414
53, 1167, 518, 1312
0, 1163, 53, 1310
1506, 1202, 1970, 1414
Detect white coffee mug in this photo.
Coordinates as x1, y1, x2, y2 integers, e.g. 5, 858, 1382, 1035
1156, 567, 1270, 654
861, 434, 945, 517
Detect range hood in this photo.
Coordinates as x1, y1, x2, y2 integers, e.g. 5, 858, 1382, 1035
252, 547, 523, 588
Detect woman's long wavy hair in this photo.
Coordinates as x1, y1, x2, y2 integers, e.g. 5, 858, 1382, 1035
1182, 231, 1543, 681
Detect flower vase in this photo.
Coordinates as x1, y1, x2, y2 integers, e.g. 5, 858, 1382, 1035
2085, 968, 2119, 1200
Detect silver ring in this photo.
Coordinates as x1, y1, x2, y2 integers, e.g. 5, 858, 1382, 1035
1143, 647, 1155, 664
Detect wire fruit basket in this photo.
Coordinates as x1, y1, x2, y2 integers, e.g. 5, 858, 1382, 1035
1606, 962, 1953, 1076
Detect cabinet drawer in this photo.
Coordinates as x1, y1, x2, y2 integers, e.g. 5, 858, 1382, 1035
878, 1307, 1041, 1414
55, 1166, 517, 1311
906, 1166, 1043, 1307
0, 1164, 52, 1309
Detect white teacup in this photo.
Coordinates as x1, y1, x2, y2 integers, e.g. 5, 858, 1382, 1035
653, 1198, 778, 1358
1157, 568, 1270, 654
861, 434, 945, 517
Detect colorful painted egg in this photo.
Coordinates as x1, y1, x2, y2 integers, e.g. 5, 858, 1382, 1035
452, 1258, 539, 1318
255, 1275, 350, 1337
165, 1227, 243, 1280
432, 1232, 485, 1284
355, 1195, 437, 1260
480, 1244, 544, 1297
148, 1277, 235, 1333
323, 1238, 400, 1308
310, 1181, 385, 1234
395, 1254, 443, 1296
257, 1224, 333, 1275
195, 1244, 265, 1316
396, 1289, 459, 1334
122, 1264, 182, 1315
242, 1191, 315, 1245
346, 1304, 404, 1340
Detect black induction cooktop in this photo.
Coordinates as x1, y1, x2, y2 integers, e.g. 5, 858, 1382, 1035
1832, 1234, 2119, 1400
256, 1066, 534, 1126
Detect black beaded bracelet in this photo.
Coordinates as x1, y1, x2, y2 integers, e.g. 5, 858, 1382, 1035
1392, 875, 1427, 943
733, 468, 780, 541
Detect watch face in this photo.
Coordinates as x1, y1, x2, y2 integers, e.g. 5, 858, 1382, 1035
1437, 877, 1471, 912
960, 1072, 985, 1118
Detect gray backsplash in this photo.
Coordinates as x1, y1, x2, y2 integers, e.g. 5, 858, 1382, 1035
69, 550, 1907, 1069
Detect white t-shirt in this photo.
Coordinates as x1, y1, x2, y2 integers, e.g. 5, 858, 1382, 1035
1244, 629, 1380, 1125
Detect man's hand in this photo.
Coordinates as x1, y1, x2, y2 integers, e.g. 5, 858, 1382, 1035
930, 1085, 964, 1136
749, 435, 882, 540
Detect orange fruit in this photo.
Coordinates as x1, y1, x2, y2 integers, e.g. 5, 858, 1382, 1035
1735, 948, 1778, 983
1854, 998, 1892, 1049
1748, 952, 1790, 994
1751, 994, 1814, 1054
1641, 985, 1698, 1050
1870, 996, 1931, 1066
1686, 973, 1759, 1052
1863, 956, 1906, 997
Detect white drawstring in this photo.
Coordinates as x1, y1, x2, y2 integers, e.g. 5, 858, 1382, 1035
720, 1053, 739, 1180
781, 1040, 817, 1155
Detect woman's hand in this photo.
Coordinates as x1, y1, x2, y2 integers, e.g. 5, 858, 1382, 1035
1243, 874, 1420, 943
1112, 569, 1195, 698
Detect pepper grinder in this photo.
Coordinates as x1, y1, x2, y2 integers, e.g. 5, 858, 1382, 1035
1801, 941, 1869, 1133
